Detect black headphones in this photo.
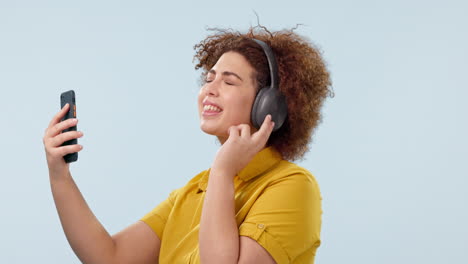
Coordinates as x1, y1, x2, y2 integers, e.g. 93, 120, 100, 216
250, 39, 288, 132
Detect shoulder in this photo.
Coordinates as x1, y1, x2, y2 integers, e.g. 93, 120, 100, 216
240, 161, 322, 263
186, 169, 209, 184
269, 160, 321, 195
168, 169, 211, 199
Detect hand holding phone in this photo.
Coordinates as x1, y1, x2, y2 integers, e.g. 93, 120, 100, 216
43, 90, 83, 177
60, 90, 78, 163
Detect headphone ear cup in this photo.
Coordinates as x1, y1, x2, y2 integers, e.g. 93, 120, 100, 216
251, 87, 287, 132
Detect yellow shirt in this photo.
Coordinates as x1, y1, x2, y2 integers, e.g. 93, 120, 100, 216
141, 147, 322, 264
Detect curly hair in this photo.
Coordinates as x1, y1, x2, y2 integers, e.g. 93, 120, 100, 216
193, 26, 333, 161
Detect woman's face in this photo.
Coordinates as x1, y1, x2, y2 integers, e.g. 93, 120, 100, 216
198, 51, 257, 143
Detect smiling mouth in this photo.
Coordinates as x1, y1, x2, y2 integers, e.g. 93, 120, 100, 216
203, 105, 222, 112
202, 104, 223, 116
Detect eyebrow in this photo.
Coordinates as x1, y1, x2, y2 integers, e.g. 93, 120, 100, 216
208, 69, 243, 82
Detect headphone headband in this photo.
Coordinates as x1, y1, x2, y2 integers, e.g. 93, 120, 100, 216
252, 39, 279, 89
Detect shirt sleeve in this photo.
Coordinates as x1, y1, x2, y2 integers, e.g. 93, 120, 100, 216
140, 188, 179, 241
238, 173, 322, 264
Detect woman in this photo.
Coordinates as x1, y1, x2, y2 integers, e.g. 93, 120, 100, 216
43, 26, 332, 264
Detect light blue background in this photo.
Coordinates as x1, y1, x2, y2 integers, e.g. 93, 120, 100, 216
0, 0, 467, 263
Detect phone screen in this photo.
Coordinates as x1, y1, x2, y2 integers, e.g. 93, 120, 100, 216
60, 90, 78, 163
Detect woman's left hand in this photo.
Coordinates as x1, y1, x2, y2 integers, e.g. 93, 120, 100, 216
211, 115, 275, 177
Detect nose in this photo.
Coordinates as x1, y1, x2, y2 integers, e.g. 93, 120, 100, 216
202, 78, 220, 97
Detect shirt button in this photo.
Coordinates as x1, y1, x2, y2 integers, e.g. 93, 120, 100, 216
258, 224, 264, 229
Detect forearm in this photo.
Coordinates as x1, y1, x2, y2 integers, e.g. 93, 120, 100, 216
199, 170, 239, 264
50, 170, 115, 264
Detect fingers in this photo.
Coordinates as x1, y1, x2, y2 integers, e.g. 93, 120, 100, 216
228, 124, 252, 140
228, 116, 273, 144
239, 124, 251, 138
252, 115, 275, 144
43, 104, 83, 167
55, 144, 83, 158
48, 103, 70, 127
47, 118, 78, 138
50, 131, 83, 147
44, 129, 83, 156
228, 126, 241, 138
44, 136, 83, 158
46, 103, 77, 137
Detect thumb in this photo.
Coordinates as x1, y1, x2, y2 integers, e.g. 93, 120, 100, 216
252, 115, 274, 144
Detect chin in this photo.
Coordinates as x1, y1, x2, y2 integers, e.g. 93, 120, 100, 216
200, 127, 228, 144
200, 123, 226, 137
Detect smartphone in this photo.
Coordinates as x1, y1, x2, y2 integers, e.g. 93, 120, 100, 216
60, 90, 78, 163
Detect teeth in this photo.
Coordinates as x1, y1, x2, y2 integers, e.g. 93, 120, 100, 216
204, 105, 222, 112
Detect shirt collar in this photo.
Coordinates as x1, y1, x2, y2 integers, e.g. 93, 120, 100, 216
198, 147, 282, 192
